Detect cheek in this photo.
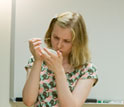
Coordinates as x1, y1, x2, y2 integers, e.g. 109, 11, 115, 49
51, 38, 56, 48
65, 44, 72, 52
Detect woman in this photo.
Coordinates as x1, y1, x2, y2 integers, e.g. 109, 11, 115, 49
23, 11, 98, 107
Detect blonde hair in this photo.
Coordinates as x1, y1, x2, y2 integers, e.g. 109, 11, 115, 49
44, 11, 91, 69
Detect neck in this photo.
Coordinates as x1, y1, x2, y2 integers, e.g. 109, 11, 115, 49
62, 57, 74, 73
62, 56, 69, 66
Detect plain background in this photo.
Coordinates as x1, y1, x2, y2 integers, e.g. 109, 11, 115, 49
0, 0, 124, 107
11, 0, 124, 100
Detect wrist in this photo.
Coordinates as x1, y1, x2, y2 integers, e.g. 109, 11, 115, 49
54, 67, 65, 75
33, 60, 42, 66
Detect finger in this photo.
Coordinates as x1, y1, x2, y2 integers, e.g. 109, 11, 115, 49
33, 41, 42, 46
31, 38, 42, 42
41, 52, 52, 65
29, 38, 42, 44
44, 58, 51, 65
43, 48, 52, 56
57, 51, 63, 59
34, 45, 41, 49
43, 48, 56, 58
33, 45, 42, 55
40, 49, 50, 58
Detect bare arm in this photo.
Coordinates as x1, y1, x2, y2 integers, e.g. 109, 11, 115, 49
55, 69, 96, 107
22, 61, 42, 106
22, 38, 43, 106
42, 49, 96, 107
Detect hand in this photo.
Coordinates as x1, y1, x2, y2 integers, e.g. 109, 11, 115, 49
29, 38, 43, 62
41, 48, 64, 73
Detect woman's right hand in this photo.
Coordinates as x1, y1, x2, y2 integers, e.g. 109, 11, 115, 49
29, 38, 43, 62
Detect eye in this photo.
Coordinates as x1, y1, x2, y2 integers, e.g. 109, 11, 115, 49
64, 40, 71, 43
54, 36, 59, 40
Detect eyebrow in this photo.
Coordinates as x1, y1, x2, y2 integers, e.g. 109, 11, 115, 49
52, 33, 72, 41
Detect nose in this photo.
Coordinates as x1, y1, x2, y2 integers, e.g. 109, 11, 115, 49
57, 40, 63, 49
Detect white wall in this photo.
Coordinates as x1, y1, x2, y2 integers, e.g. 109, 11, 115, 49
12, 0, 124, 100
0, 0, 123, 107
0, 0, 12, 107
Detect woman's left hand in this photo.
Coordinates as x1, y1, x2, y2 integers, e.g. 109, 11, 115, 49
41, 48, 64, 73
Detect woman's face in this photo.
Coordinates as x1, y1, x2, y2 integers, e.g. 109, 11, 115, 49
51, 23, 73, 58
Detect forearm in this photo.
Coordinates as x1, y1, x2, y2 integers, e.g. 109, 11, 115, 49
23, 61, 42, 105
55, 70, 78, 107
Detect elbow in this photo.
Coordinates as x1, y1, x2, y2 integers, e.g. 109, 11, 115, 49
22, 90, 35, 106
23, 94, 35, 106
73, 99, 85, 107
75, 102, 82, 107
60, 101, 81, 107
23, 98, 35, 107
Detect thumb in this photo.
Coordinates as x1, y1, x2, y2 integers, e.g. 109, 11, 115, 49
57, 51, 63, 60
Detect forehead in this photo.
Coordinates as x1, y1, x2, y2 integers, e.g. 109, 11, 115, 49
52, 23, 72, 40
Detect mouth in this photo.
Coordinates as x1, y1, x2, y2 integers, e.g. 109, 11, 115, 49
57, 50, 63, 54
58, 50, 62, 52
53, 48, 63, 54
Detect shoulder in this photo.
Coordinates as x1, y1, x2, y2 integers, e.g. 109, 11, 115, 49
79, 62, 98, 86
80, 62, 97, 73
25, 56, 34, 70
86, 62, 96, 71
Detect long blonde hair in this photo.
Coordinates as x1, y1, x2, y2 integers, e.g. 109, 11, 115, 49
44, 11, 91, 69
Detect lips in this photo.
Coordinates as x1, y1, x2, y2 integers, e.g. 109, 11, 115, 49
58, 50, 63, 53
54, 48, 63, 54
